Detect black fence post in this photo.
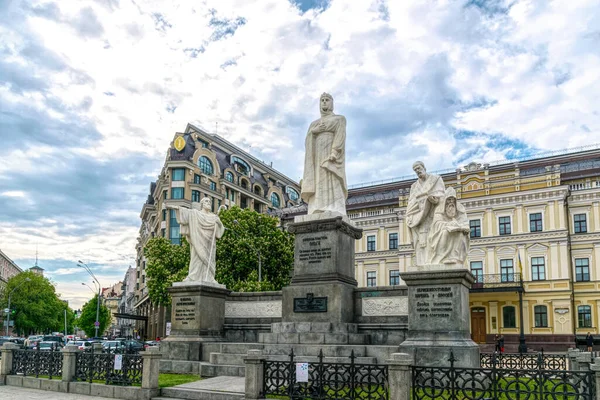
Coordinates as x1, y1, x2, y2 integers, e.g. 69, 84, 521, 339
350, 350, 356, 400
288, 348, 295, 398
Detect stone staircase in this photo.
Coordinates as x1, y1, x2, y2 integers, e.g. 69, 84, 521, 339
153, 376, 245, 400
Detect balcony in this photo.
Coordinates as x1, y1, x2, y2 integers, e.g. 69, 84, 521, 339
470, 273, 523, 293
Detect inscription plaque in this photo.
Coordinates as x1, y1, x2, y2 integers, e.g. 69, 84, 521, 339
412, 286, 455, 319
173, 296, 197, 326
293, 293, 327, 313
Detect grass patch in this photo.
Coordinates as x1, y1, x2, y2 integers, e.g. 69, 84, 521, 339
158, 373, 201, 388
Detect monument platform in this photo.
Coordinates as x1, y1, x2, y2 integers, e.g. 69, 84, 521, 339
398, 268, 480, 368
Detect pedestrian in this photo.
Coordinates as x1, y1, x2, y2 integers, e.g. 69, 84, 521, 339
499, 334, 505, 353
494, 334, 500, 352
586, 332, 594, 352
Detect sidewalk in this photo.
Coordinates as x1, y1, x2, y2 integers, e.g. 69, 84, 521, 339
0, 385, 115, 399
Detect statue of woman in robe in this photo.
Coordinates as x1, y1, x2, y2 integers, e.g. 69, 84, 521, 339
301, 93, 348, 215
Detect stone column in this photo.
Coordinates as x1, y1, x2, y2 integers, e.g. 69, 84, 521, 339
61, 345, 80, 382
386, 353, 412, 400
568, 348, 581, 370
589, 358, 600, 400
0, 343, 19, 384
141, 347, 162, 389
92, 343, 103, 353
244, 349, 266, 400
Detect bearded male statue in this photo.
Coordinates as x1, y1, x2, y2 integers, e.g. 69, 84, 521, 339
406, 161, 445, 265
167, 198, 226, 286
301, 93, 348, 215
428, 187, 470, 266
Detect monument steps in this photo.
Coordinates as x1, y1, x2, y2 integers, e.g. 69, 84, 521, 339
159, 387, 244, 400
210, 351, 377, 365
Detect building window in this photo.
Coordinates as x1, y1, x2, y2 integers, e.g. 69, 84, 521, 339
389, 270, 400, 286
529, 213, 543, 232
469, 220, 481, 238
531, 257, 546, 281
389, 233, 398, 250
271, 193, 280, 208
161, 228, 165, 237
192, 190, 200, 202
171, 187, 184, 200
575, 258, 590, 282
231, 156, 250, 175
500, 259, 514, 282
254, 185, 262, 196
194, 174, 201, 184
503, 306, 516, 328
162, 209, 167, 221
226, 171, 234, 182
286, 187, 299, 201
172, 168, 185, 181
367, 235, 376, 251
230, 190, 235, 202
169, 209, 180, 245
578, 305, 592, 328
574, 214, 587, 233
534, 305, 548, 328
163, 190, 167, 200
209, 180, 216, 191
470, 261, 483, 284
198, 156, 214, 175
498, 216, 511, 235
366, 271, 377, 287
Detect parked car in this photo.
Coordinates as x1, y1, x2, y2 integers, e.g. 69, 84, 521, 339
66, 340, 93, 352
38, 341, 60, 351
124, 340, 144, 352
42, 335, 64, 347
144, 340, 160, 350
102, 340, 126, 353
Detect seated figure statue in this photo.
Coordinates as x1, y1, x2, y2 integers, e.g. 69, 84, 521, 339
428, 187, 470, 266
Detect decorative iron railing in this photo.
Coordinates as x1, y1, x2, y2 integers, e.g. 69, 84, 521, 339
262, 349, 388, 400
75, 346, 142, 386
413, 352, 595, 400
12, 345, 63, 379
470, 272, 523, 290
480, 351, 567, 370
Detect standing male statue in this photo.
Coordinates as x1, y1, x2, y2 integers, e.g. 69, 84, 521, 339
167, 197, 226, 286
406, 161, 445, 265
301, 93, 348, 215
428, 187, 470, 266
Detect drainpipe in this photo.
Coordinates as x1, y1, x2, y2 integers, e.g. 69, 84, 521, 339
564, 192, 577, 349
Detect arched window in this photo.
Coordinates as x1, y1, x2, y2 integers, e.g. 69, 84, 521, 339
241, 179, 248, 190
271, 193, 280, 208
503, 306, 516, 328
254, 185, 262, 196
198, 156, 214, 175
226, 171, 234, 182
286, 187, 299, 201
534, 305, 548, 327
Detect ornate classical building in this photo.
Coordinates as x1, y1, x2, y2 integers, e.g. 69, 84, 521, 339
134, 124, 302, 340
276, 146, 600, 351
0, 249, 23, 335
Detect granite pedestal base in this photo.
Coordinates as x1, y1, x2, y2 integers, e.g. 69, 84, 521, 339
398, 268, 479, 368
162, 283, 230, 361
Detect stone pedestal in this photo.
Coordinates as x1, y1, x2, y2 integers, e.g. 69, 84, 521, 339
161, 283, 230, 361
398, 268, 479, 368
273, 214, 363, 344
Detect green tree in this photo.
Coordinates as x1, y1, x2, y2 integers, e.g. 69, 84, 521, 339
76, 294, 111, 338
0, 271, 72, 335
144, 206, 294, 304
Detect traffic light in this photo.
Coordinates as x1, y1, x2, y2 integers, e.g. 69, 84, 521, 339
11, 309, 16, 315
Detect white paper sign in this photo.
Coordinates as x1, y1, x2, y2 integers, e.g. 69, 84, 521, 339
114, 354, 123, 370
166, 322, 172, 336
296, 362, 309, 382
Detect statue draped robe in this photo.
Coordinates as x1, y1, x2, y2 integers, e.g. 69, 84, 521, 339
406, 174, 445, 265
176, 206, 225, 284
301, 113, 348, 215
428, 202, 470, 265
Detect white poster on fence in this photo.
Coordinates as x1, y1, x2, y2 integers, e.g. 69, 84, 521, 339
296, 362, 309, 382
114, 354, 123, 370
166, 322, 171, 336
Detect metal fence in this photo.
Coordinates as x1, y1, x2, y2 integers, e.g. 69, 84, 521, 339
262, 349, 388, 400
74, 347, 143, 386
413, 352, 595, 400
480, 351, 568, 370
12, 346, 63, 379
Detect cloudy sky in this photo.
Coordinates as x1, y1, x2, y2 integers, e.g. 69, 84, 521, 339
1, 0, 599, 309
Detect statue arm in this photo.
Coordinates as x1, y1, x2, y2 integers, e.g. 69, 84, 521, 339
329, 116, 346, 161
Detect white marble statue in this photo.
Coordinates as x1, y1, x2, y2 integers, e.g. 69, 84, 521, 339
406, 161, 445, 265
301, 93, 348, 215
428, 187, 470, 266
168, 198, 226, 285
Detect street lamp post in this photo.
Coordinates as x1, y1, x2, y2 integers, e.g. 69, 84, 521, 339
231, 220, 262, 282
78, 261, 101, 338
6, 278, 31, 336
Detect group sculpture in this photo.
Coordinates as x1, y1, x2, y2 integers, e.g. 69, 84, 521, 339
171, 93, 468, 288
407, 162, 469, 267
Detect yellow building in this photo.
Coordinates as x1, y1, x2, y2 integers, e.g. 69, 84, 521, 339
134, 124, 302, 340
278, 146, 600, 351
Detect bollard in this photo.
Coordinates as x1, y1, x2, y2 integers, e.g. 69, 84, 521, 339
61, 345, 80, 382
590, 357, 600, 400
386, 353, 413, 400
244, 349, 266, 400
0, 343, 19, 385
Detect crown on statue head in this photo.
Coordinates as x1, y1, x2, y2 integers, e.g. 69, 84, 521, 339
320, 92, 333, 100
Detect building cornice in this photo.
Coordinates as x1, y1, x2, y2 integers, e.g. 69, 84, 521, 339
356, 250, 399, 259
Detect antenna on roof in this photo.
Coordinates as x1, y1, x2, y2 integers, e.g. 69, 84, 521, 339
35, 244, 39, 267
216, 122, 218, 135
